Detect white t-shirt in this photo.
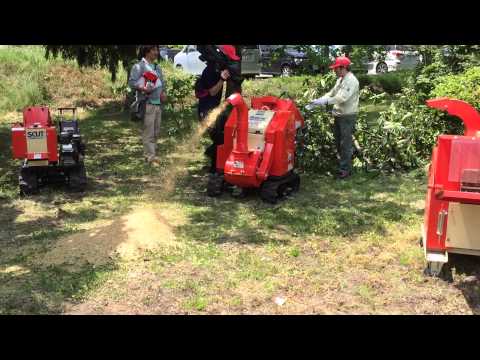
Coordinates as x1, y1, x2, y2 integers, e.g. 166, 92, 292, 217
325, 72, 360, 116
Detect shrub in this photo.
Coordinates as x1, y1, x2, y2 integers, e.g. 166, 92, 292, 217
161, 62, 196, 111
158, 62, 197, 136
357, 71, 412, 95
0, 46, 128, 114
293, 73, 342, 172
413, 61, 451, 101
430, 66, 480, 109
355, 87, 463, 171
242, 73, 337, 102
297, 82, 464, 173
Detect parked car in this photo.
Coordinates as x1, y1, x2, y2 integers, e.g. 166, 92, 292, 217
242, 45, 314, 77
367, 45, 421, 74
173, 45, 313, 77
159, 46, 181, 62
173, 45, 206, 75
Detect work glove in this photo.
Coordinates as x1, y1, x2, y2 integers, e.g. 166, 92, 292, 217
306, 97, 329, 111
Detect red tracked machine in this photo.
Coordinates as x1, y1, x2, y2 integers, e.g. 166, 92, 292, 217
11, 107, 87, 195
207, 93, 304, 203
422, 98, 480, 276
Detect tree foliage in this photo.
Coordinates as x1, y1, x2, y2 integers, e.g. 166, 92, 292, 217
295, 45, 480, 172
44, 45, 139, 82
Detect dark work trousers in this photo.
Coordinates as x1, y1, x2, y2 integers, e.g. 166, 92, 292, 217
333, 114, 357, 173
199, 112, 216, 173
201, 107, 231, 173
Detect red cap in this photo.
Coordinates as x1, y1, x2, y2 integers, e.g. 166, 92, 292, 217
330, 56, 352, 69
219, 45, 240, 61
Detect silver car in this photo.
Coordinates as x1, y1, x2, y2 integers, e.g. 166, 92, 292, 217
367, 45, 421, 74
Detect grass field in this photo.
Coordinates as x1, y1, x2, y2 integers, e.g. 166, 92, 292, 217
1, 103, 480, 314
1, 46, 479, 314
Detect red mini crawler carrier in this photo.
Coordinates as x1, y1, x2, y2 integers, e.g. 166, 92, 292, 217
422, 98, 480, 275
11, 107, 86, 195
207, 93, 304, 203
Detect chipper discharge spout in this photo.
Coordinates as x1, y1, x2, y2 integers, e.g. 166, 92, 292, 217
422, 97, 480, 276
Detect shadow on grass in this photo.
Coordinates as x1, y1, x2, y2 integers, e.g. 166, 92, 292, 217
0, 99, 432, 313
444, 254, 480, 315
0, 205, 143, 314
0, 260, 120, 314
0, 102, 197, 314
167, 159, 272, 245
171, 155, 426, 246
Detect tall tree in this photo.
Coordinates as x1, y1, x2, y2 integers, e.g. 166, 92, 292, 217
44, 45, 139, 82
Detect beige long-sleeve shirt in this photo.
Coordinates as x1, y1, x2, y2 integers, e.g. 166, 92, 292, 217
324, 72, 359, 116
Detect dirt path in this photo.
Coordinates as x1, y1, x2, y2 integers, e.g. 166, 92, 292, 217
59, 106, 229, 314
56, 204, 187, 315
34, 204, 180, 270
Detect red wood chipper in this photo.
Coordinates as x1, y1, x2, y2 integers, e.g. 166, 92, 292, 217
11, 106, 87, 195
207, 93, 304, 203
422, 98, 480, 276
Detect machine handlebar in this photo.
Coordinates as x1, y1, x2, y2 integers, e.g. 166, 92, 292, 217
57, 107, 77, 120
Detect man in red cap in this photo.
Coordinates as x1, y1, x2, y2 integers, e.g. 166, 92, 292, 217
219, 45, 240, 61
195, 45, 240, 121
196, 45, 241, 173
306, 56, 359, 179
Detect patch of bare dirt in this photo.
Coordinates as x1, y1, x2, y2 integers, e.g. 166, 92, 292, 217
34, 204, 179, 269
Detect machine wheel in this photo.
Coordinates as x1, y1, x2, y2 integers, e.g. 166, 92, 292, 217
260, 172, 301, 204
290, 173, 300, 193
424, 261, 453, 281
19, 167, 38, 196
68, 163, 87, 192
222, 180, 235, 193
207, 173, 224, 197
424, 261, 444, 277
376, 62, 388, 74
277, 183, 288, 197
260, 180, 279, 204
280, 172, 301, 197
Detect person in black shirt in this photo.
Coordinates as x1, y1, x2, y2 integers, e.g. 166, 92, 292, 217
196, 45, 242, 173
196, 63, 231, 120
196, 64, 230, 173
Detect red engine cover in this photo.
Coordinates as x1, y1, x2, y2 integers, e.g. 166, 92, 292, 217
224, 151, 263, 188
23, 106, 53, 128
218, 95, 303, 189
268, 111, 296, 177
11, 106, 58, 162
11, 126, 27, 159
251, 96, 305, 130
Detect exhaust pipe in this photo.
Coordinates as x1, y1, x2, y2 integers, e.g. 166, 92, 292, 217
227, 93, 249, 153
